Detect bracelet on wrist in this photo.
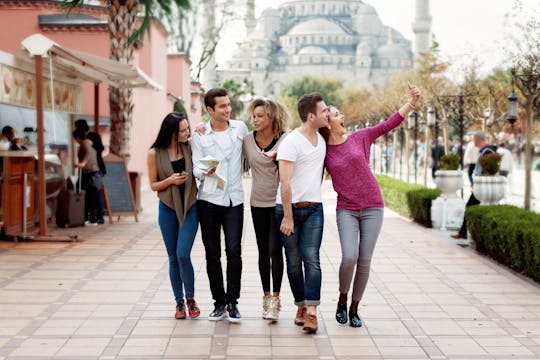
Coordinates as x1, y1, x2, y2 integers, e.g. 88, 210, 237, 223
409, 102, 417, 110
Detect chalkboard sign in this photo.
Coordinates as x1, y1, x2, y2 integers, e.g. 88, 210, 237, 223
102, 154, 138, 222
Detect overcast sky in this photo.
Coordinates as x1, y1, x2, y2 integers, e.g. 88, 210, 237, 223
216, 0, 540, 79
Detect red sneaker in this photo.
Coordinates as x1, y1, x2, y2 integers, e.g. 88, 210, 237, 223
175, 302, 186, 319
186, 298, 200, 318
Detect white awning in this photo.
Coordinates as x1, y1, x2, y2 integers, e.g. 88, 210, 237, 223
18, 33, 162, 90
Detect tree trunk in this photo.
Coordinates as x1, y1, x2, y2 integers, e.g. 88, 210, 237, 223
108, 0, 138, 157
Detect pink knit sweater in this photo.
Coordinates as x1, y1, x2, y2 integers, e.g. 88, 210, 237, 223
325, 112, 404, 210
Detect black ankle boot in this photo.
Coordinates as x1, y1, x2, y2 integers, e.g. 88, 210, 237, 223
349, 309, 363, 328
335, 302, 347, 324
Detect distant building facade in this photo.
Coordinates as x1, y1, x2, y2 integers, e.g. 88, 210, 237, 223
217, 0, 431, 97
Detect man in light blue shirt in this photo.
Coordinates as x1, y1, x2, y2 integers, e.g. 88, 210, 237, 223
191, 88, 248, 322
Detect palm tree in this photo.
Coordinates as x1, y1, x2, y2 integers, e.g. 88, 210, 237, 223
64, 0, 190, 157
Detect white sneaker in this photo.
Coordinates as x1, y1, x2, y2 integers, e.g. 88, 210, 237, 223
266, 295, 281, 320
262, 295, 271, 319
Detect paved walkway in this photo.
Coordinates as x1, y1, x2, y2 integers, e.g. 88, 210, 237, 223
1, 179, 540, 359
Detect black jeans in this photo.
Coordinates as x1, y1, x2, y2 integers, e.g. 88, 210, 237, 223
458, 193, 480, 237
81, 171, 102, 223
197, 200, 243, 306
251, 206, 284, 293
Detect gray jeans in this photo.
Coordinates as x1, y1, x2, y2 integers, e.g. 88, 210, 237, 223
336, 207, 384, 302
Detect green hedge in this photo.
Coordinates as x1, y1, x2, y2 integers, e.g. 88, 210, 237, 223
466, 205, 540, 282
375, 175, 441, 227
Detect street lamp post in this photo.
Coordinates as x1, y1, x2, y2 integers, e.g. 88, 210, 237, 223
408, 111, 419, 183
508, 72, 540, 210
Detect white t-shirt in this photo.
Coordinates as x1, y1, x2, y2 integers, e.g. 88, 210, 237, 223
276, 129, 326, 204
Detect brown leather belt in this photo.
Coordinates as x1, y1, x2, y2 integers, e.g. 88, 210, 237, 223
292, 201, 317, 208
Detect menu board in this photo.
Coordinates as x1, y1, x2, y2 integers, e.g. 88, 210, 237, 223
102, 154, 138, 222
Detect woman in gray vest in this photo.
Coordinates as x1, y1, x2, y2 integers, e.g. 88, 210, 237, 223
147, 112, 200, 319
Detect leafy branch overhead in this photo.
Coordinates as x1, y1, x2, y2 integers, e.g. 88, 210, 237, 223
64, 0, 191, 46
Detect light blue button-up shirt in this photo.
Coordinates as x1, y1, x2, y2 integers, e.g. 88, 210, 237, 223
191, 120, 248, 206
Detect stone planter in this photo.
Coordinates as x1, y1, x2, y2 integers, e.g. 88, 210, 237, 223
434, 170, 464, 198
472, 175, 507, 205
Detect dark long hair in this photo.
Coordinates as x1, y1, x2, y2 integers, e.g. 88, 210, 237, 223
150, 112, 187, 149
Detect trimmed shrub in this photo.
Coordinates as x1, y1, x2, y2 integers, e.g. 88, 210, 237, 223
376, 174, 441, 227
466, 205, 540, 282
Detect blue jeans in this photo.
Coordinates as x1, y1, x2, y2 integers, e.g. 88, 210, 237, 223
276, 203, 324, 306
158, 201, 199, 303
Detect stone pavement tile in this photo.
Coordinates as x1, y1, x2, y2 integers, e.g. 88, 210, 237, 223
0, 304, 48, 318
0, 290, 63, 304
227, 345, 271, 358
33, 319, 85, 336
229, 337, 271, 346
55, 337, 110, 357
118, 337, 169, 356
90, 304, 133, 318
417, 319, 467, 336
272, 336, 314, 347
508, 320, 540, 336
166, 337, 211, 357
439, 305, 488, 319
378, 346, 429, 357
431, 336, 487, 356
0, 319, 31, 336
404, 305, 448, 319
131, 319, 176, 335
458, 320, 509, 336
364, 320, 412, 336
271, 345, 318, 357
74, 319, 124, 336
489, 305, 537, 320
482, 346, 535, 356
8, 338, 67, 357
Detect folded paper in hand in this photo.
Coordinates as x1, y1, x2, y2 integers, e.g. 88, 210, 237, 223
196, 156, 220, 172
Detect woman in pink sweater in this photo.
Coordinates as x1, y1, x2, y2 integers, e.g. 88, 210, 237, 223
320, 84, 421, 327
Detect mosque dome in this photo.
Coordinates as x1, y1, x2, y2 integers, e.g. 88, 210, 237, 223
376, 43, 409, 58
288, 18, 347, 35
355, 42, 372, 56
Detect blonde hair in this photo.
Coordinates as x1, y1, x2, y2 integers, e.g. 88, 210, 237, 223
247, 98, 290, 137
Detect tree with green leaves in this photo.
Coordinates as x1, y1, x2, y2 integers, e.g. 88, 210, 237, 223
64, 0, 190, 157
278, 76, 344, 128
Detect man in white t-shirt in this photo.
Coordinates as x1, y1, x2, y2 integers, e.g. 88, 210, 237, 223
276, 92, 329, 333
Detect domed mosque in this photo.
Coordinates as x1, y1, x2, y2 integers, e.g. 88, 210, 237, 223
215, 0, 431, 97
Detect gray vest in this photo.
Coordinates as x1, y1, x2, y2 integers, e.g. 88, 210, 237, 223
156, 143, 197, 225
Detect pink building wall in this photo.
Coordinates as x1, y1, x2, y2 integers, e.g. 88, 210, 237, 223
0, 1, 202, 183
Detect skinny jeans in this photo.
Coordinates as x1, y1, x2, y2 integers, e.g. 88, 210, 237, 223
197, 200, 243, 306
158, 202, 199, 303
336, 207, 384, 302
251, 206, 284, 293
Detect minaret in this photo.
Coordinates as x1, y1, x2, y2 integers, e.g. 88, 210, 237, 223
412, 0, 431, 59
245, 0, 256, 35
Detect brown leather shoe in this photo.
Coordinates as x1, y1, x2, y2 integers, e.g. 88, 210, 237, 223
294, 306, 306, 326
302, 313, 318, 333
451, 233, 467, 239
